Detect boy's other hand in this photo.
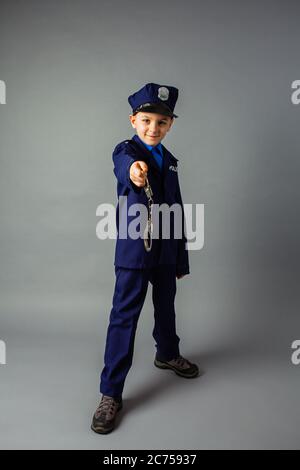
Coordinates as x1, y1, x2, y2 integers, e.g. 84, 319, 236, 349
176, 274, 186, 280
130, 161, 148, 187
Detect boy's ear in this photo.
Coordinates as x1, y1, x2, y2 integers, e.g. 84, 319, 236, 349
129, 114, 136, 128
167, 117, 174, 131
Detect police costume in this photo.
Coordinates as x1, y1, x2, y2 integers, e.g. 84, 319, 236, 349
100, 83, 190, 399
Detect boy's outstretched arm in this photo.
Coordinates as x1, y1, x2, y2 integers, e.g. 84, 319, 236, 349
112, 141, 140, 190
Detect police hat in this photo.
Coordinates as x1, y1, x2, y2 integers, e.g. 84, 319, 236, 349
128, 83, 179, 118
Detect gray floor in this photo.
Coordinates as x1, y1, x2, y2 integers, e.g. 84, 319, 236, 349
1, 300, 299, 450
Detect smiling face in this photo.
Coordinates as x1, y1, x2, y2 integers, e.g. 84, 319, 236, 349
129, 112, 174, 146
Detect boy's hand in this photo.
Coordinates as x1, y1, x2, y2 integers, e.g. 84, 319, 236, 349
176, 274, 186, 280
130, 161, 148, 187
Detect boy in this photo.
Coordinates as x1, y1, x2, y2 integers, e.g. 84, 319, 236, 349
91, 83, 199, 434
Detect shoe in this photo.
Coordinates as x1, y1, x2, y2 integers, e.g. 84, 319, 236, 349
154, 354, 199, 378
91, 394, 123, 434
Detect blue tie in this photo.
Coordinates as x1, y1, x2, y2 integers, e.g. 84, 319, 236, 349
151, 146, 163, 171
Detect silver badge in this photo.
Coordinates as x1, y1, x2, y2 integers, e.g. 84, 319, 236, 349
158, 86, 169, 101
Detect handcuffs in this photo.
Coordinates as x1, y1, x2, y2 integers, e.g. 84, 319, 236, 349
143, 175, 154, 252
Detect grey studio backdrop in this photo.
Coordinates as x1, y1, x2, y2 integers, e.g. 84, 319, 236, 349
0, 0, 300, 450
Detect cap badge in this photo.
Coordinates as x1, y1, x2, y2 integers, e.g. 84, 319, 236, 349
158, 87, 169, 101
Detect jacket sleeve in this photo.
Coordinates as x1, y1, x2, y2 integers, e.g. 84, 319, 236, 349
175, 176, 190, 277
112, 141, 141, 192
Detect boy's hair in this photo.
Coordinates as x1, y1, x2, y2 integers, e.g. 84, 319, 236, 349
133, 111, 174, 120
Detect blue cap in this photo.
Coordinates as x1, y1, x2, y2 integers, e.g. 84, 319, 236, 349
128, 82, 179, 118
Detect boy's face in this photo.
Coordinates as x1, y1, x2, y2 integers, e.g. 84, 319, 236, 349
129, 112, 174, 146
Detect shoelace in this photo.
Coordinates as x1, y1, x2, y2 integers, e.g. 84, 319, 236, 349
95, 396, 118, 418
171, 354, 191, 369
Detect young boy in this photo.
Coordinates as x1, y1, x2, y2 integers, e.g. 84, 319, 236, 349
91, 83, 199, 434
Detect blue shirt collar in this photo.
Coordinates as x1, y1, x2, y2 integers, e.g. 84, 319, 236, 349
134, 134, 163, 154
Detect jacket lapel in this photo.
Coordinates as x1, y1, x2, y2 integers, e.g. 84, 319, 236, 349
131, 134, 161, 174
130, 135, 180, 197
131, 134, 179, 174
160, 144, 179, 196
160, 143, 179, 176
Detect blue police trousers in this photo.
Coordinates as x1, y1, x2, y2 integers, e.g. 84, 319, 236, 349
99, 264, 181, 399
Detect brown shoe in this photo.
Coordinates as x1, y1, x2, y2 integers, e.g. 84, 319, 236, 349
91, 395, 123, 434
154, 354, 199, 378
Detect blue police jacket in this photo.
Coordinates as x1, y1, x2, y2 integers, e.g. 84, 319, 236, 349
112, 134, 190, 276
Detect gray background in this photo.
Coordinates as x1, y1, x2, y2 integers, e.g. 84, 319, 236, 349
0, 0, 300, 449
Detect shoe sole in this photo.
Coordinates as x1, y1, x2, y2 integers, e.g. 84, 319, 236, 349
154, 359, 199, 378
91, 402, 123, 434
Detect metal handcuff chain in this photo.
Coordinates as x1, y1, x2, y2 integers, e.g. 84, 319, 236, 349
143, 175, 154, 252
